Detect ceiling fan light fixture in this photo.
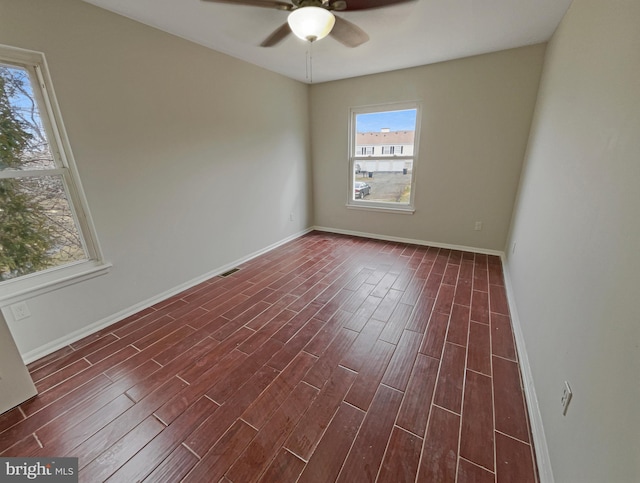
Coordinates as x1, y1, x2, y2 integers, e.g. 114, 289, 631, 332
287, 6, 335, 42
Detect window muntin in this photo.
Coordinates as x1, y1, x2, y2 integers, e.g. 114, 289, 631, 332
0, 46, 103, 290
349, 103, 420, 212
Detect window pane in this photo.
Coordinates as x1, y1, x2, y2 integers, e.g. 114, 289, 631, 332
353, 108, 417, 204
0, 64, 56, 171
353, 166, 413, 203
355, 108, 417, 135
0, 176, 87, 281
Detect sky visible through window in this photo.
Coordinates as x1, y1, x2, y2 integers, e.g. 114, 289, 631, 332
356, 108, 417, 133
1, 65, 48, 151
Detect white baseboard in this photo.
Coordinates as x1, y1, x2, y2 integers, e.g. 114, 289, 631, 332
22, 228, 314, 364
501, 255, 554, 483
313, 226, 505, 257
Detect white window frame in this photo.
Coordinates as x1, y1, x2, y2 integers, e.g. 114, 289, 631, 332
348, 101, 421, 214
0, 44, 110, 305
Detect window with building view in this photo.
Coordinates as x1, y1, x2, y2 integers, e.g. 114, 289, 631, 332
0, 45, 104, 296
349, 103, 420, 212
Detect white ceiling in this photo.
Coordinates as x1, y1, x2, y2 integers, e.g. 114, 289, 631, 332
82, 0, 572, 84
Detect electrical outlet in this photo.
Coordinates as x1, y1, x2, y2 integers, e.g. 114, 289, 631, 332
561, 381, 572, 415
474, 221, 482, 231
10, 301, 31, 321
289, 212, 294, 222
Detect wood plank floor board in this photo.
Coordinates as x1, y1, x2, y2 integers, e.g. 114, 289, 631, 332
285, 365, 357, 461
79, 415, 165, 482
0, 231, 538, 482
0, 408, 24, 435
302, 328, 359, 390
266, 319, 324, 372
226, 381, 318, 482
336, 384, 404, 483
433, 342, 467, 414
396, 353, 439, 437
446, 303, 471, 347
343, 338, 395, 411
182, 420, 257, 483
107, 396, 218, 483
183, 365, 279, 458
257, 448, 306, 483
377, 426, 423, 483
25, 394, 135, 458
123, 337, 220, 402
303, 309, 353, 356
139, 441, 197, 482
378, 302, 414, 344
244, 295, 298, 332
296, 402, 365, 483
418, 405, 460, 482
460, 370, 495, 471
2, 359, 159, 456
419, 311, 449, 359
21, 346, 138, 417
242, 352, 317, 430
340, 318, 386, 371
35, 358, 92, 394
313, 287, 355, 322
238, 308, 297, 354
71, 377, 188, 467
380, 329, 423, 392
405, 295, 435, 334
207, 339, 284, 403
0, 374, 115, 453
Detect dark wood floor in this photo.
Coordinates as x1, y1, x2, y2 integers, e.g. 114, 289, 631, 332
0, 231, 537, 482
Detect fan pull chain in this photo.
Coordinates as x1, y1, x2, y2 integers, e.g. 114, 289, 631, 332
306, 41, 313, 84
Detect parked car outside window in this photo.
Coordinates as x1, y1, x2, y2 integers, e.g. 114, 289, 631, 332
354, 181, 371, 199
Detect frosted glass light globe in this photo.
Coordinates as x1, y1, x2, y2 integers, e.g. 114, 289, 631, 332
288, 7, 336, 42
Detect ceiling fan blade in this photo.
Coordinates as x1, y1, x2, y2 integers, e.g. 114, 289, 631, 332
260, 22, 292, 47
330, 16, 369, 47
339, 0, 414, 11
201, 0, 293, 11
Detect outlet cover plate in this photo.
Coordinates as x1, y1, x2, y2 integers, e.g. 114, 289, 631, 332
10, 302, 31, 321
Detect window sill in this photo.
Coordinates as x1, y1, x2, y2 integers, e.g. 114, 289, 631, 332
0, 260, 112, 306
346, 203, 415, 214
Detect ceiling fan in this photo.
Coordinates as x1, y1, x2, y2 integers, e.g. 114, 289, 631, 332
201, 0, 413, 48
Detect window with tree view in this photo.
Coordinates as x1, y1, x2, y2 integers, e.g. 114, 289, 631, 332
349, 103, 420, 212
0, 49, 98, 284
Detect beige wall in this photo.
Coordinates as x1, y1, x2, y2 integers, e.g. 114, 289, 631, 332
0, 0, 312, 356
506, 0, 640, 481
310, 44, 545, 251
